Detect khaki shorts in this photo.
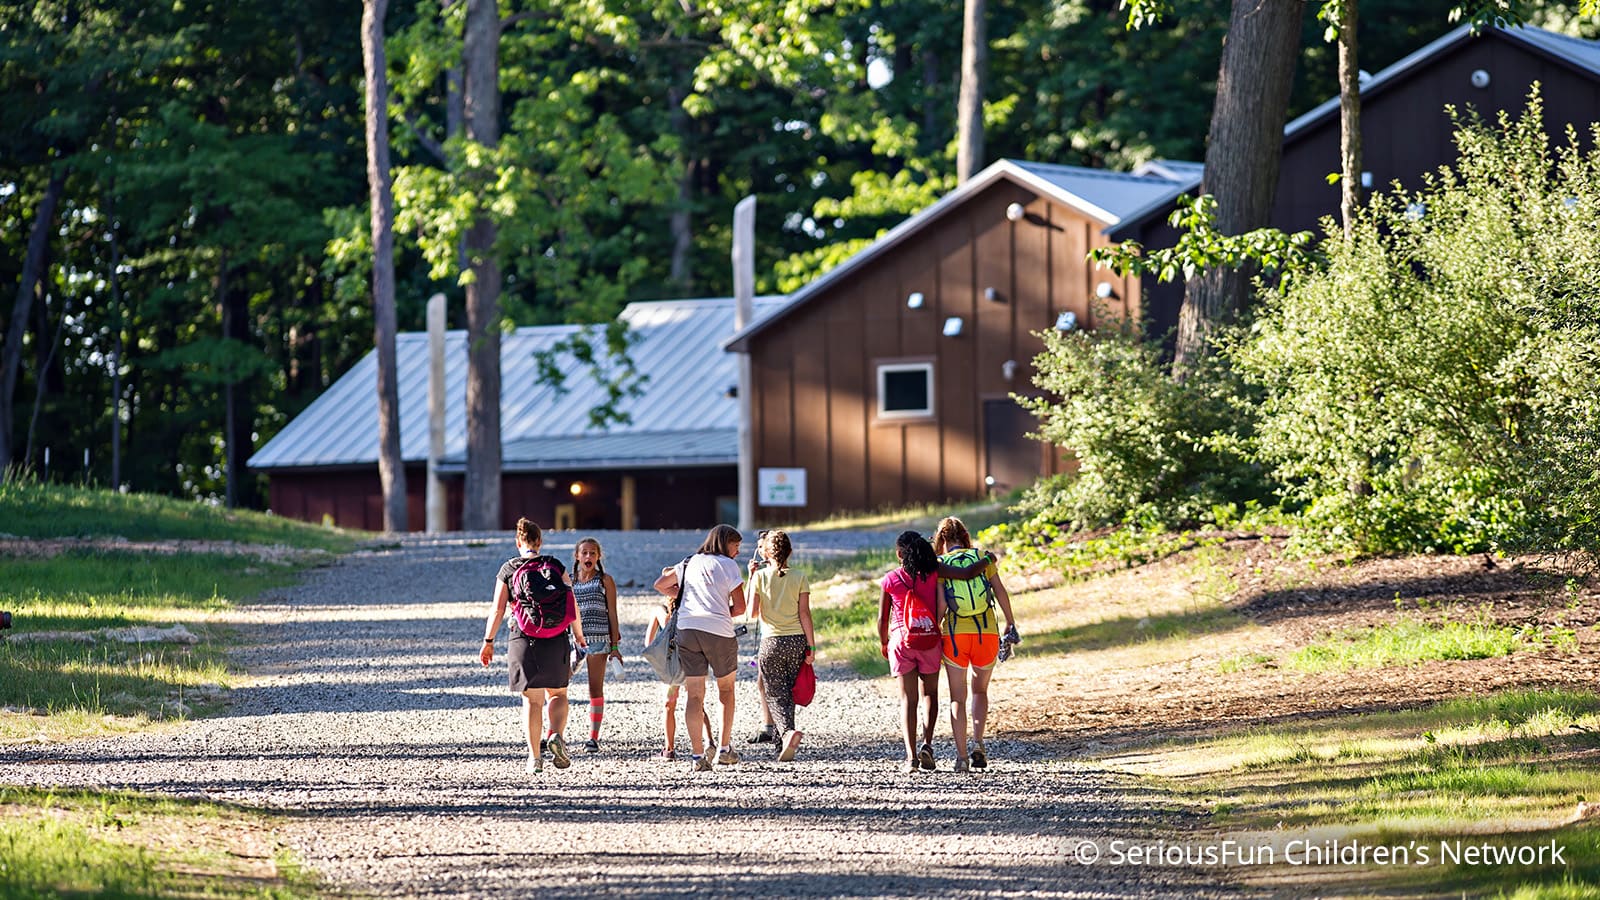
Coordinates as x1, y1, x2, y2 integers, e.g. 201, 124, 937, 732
677, 628, 739, 678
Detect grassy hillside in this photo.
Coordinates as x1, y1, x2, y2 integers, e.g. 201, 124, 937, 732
0, 480, 361, 551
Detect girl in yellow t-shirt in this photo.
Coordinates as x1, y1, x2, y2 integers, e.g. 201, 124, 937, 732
746, 530, 813, 762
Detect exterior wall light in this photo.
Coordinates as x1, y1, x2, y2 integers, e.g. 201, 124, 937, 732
1002, 359, 1018, 382
1055, 311, 1078, 331
942, 316, 964, 337
1360, 171, 1374, 188
907, 291, 925, 309
1005, 202, 1026, 222
1094, 281, 1114, 299
1471, 69, 1490, 89
569, 481, 584, 496
984, 286, 1004, 303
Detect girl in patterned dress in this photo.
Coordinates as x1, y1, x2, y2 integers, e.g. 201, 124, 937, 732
571, 537, 621, 752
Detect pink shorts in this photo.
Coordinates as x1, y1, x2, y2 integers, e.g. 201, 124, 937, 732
889, 638, 944, 676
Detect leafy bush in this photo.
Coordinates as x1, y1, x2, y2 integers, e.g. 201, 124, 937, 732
1015, 319, 1268, 531
1231, 89, 1600, 558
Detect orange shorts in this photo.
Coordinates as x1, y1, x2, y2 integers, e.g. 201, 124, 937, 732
943, 631, 999, 670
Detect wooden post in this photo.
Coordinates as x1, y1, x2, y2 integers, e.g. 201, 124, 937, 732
620, 475, 636, 531
731, 196, 756, 532
426, 293, 447, 533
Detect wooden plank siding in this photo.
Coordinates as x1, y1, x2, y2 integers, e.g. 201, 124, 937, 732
1277, 36, 1600, 236
745, 175, 1127, 523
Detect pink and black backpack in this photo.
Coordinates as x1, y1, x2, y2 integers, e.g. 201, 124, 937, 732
509, 555, 575, 638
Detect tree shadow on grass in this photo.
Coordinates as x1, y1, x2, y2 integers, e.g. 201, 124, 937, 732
1025, 604, 1248, 657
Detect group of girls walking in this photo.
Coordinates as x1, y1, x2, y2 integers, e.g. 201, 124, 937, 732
479, 516, 1013, 775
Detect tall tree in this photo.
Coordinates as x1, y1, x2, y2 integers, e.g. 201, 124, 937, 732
364, 0, 408, 532
1171, 0, 1306, 372
956, 0, 988, 183
460, 0, 502, 531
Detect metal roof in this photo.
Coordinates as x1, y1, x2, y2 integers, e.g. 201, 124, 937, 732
1108, 23, 1600, 238
723, 157, 1198, 352
249, 296, 782, 472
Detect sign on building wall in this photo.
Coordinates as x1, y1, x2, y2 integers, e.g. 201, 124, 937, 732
757, 468, 807, 507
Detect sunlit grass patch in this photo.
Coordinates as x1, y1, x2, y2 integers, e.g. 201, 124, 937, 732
0, 478, 359, 550
1, 550, 306, 741
1286, 609, 1574, 672
0, 786, 319, 899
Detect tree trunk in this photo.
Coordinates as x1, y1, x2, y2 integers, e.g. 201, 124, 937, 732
1337, 0, 1362, 236
1, 171, 65, 478
956, 0, 987, 183
462, 0, 502, 530
364, 0, 409, 533
219, 255, 251, 508
668, 79, 694, 291
108, 183, 124, 491
1173, 0, 1305, 374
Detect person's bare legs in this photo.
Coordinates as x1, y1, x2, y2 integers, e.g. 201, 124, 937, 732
521, 688, 546, 754
970, 665, 993, 747
715, 670, 737, 752
918, 671, 940, 750
545, 686, 569, 738
662, 688, 678, 755
684, 675, 709, 757
898, 672, 920, 761
944, 661, 970, 763
585, 653, 608, 744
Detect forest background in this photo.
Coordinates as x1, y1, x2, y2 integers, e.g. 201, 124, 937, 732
2, 0, 1595, 511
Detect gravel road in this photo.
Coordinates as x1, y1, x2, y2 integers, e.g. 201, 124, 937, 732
2, 530, 1244, 898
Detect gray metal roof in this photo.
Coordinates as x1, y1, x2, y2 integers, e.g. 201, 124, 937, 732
724, 157, 1198, 352
1109, 23, 1600, 238
249, 296, 782, 472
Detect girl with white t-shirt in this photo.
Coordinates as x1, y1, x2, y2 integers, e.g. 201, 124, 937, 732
653, 524, 747, 772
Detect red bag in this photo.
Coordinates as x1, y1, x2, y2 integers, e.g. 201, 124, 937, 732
793, 660, 816, 706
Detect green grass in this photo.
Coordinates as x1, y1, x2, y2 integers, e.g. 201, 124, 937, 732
0, 786, 320, 899
0, 479, 359, 550
792, 497, 1015, 535
1, 549, 310, 741
1099, 689, 1600, 898
1287, 610, 1574, 672
801, 548, 898, 676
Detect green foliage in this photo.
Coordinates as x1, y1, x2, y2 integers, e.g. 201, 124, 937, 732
1014, 320, 1268, 532
1088, 194, 1319, 288
1286, 609, 1566, 672
1231, 89, 1600, 558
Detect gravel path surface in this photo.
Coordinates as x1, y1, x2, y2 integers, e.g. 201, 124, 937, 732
3, 530, 1244, 898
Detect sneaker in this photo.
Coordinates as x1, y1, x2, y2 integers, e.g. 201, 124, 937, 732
777, 730, 803, 762
539, 738, 548, 755
549, 734, 571, 769
917, 744, 936, 772
748, 726, 776, 744
972, 743, 988, 770
659, 749, 677, 761
584, 738, 600, 754
902, 758, 919, 774
526, 753, 543, 774
692, 754, 714, 772
954, 757, 971, 773
716, 746, 741, 765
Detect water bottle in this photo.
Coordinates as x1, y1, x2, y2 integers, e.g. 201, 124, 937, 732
607, 654, 624, 683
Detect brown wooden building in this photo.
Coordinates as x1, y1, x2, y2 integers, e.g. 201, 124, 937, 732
1111, 23, 1600, 339
725, 159, 1199, 523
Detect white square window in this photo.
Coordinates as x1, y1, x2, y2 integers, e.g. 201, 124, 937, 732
878, 362, 934, 419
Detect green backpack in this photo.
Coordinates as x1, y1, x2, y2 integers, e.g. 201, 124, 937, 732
940, 548, 996, 630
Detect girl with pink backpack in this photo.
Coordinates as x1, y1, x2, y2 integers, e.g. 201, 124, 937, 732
877, 531, 992, 773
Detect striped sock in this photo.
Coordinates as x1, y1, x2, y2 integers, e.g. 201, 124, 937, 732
589, 697, 604, 741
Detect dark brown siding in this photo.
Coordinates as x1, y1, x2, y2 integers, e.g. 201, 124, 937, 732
265, 465, 734, 533
1276, 35, 1600, 234
746, 175, 1122, 522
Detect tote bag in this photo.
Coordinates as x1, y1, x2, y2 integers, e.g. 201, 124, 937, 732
792, 659, 817, 707
642, 562, 688, 686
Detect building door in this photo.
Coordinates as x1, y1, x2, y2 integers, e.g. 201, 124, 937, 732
983, 398, 1043, 494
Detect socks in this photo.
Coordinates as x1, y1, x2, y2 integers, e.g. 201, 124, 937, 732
589, 697, 604, 741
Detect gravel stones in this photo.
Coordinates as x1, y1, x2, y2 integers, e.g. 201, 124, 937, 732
1, 529, 1241, 898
